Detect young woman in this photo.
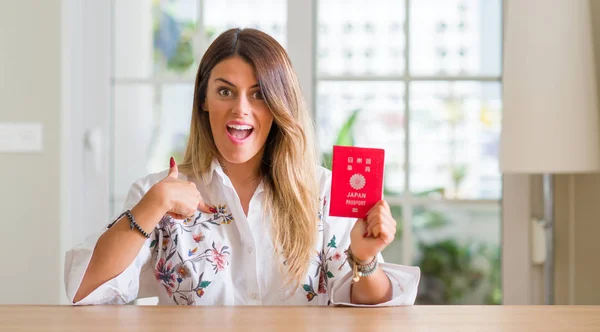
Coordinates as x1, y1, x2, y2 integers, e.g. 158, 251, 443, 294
65, 28, 419, 306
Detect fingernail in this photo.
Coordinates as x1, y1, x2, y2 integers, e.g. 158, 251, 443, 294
363, 231, 368, 238
170, 157, 175, 168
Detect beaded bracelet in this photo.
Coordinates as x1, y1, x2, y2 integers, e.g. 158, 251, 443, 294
344, 247, 378, 282
108, 209, 151, 239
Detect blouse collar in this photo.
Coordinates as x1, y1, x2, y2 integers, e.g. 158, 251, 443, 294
204, 158, 264, 195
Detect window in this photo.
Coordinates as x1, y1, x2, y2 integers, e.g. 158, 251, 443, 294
316, 0, 503, 304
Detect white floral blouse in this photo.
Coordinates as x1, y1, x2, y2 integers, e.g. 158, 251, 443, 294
64, 160, 420, 306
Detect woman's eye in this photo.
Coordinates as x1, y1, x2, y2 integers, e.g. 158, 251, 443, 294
218, 88, 232, 97
253, 91, 264, 100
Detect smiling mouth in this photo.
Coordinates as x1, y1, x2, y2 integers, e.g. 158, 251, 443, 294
226, 124, 254, 140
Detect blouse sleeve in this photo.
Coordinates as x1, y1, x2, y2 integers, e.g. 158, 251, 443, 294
64, 178, 158, 305
317, 168, 421, 307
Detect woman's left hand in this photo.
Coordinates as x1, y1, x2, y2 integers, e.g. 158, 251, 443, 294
349, 200, 397, 261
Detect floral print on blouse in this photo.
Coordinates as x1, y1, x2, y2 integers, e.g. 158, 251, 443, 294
64, 160, 420, 306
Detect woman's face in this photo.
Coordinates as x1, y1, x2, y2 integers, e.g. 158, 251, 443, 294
204, 56, 274, 166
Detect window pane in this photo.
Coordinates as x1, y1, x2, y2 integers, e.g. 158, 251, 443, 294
112, 84, 194, 216
317, 81, 405, 193
114, 0, 200, 79
381, 205, 404, 264
112, 84, 155, 215
317, 0, 405, 76
409, 82, 501, 199
412, 204, 501, 304
409, 0, 502, 76
114, 0, 287, 79
203, 0, 287, 47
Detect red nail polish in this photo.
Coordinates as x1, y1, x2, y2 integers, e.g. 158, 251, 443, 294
363, 231, 368, 238
170, 157, 175, 168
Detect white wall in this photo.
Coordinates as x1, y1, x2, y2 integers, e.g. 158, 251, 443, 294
0, 0, 63, 304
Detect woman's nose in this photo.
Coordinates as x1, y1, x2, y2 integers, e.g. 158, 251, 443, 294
231, 95, 251, 116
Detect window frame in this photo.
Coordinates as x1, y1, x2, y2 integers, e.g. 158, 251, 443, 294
312, 0, 503, 268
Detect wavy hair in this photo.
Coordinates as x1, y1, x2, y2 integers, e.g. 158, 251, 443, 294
179, 28, 319, 290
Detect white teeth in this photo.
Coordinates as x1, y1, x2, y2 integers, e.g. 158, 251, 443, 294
227, 124, 253, 130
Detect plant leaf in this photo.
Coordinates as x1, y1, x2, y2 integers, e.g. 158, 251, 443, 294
321, 152, 333, 170
335, 109, 360, 146
166, 250, 176, 261
327, 235, 337, 248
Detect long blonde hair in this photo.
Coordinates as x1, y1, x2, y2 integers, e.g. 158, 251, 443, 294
179, 28, 319, 290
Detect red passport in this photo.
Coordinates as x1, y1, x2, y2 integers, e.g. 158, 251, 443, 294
329, 146, 385, 219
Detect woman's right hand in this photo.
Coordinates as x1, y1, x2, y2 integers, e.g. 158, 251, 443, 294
139, 157, 211, 221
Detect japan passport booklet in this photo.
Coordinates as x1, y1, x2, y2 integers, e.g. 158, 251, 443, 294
329, 145, 385, 219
